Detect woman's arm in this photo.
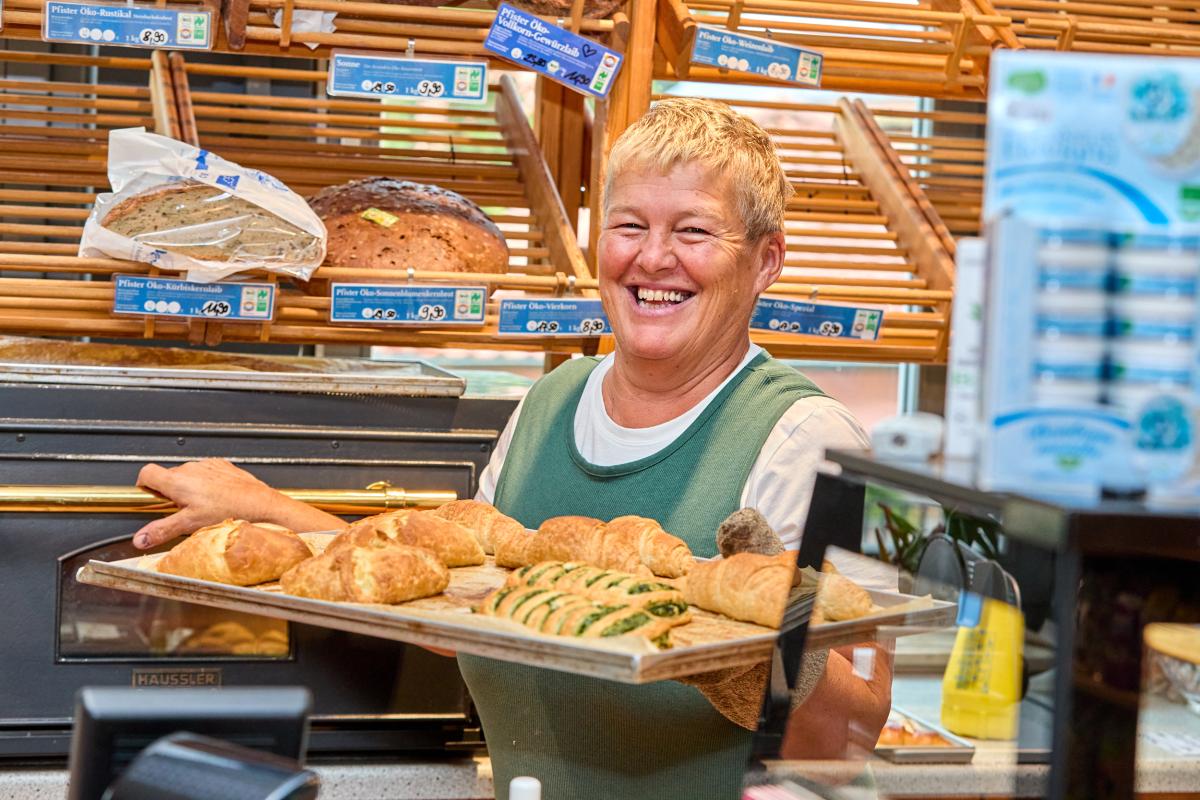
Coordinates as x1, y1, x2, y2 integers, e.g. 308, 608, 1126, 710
132, 459, 347, 549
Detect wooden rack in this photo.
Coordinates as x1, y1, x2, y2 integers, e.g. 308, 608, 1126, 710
672, 93, 956, 363
992, 0, 1200, 56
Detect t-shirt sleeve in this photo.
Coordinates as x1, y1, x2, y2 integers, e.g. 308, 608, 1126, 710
474, 396, 525, 504
740, 397, 871, 550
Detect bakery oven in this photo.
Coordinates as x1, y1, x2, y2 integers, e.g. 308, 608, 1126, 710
0, 366, 516, 763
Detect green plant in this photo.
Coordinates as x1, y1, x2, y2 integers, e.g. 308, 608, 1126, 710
874, 503, 1002, 574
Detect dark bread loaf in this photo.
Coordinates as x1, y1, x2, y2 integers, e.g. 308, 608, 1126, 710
308, 177, 509, 276
381, 0, 622, 19
102, 182, 321, 265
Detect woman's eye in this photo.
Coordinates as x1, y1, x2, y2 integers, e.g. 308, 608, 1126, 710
679, 227, 710, 236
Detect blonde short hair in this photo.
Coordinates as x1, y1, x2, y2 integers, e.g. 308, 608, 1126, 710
604, 97, 793, 240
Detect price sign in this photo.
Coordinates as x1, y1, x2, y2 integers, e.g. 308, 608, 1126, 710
327, 52, 488, 104
484, 3, 623, 98
691, 26, 822, 87
329, 284, 487, 326
43, 2, 212, 50
750, 298, 882, 340
498, 298, 608, 336
112, 275, 275, 321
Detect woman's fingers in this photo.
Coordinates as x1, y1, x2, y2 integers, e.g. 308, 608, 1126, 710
132, 510, 198, 549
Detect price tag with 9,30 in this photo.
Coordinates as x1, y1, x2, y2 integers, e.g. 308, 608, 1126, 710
327, 52, 488, 104
112, 275, 275, 321
750, 297, 883, 340
43, 2, 212, 50
497, 298, 608, 336
329, 284, 487, 326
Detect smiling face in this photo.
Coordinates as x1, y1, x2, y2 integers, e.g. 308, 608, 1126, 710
598, 161, 784, 367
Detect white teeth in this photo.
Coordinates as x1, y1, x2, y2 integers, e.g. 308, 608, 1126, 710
636, 288, 689, 303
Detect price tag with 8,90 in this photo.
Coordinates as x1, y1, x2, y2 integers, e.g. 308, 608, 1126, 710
497, 298, 608, 336
112, 275, 275, 321
43, 2, 212, 50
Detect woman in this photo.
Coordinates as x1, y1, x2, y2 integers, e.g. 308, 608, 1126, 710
133, 98, 888, 799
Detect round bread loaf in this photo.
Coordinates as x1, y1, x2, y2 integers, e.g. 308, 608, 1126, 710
381, 0, 622, 19
308, 177, 509, 276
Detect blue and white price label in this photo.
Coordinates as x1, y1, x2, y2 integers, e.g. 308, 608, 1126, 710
751, 298, 882, 340
498, 298, 608, 336
691, 26, 822, 87
112, 275, 274, 321
330, 284, 487, 326
43, 2, 212, 49
484, 3, 623, 98
328, 52, 487, 104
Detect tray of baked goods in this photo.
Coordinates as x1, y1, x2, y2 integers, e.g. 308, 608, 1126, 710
77, 503, 956, 684
874, 707, 976, 764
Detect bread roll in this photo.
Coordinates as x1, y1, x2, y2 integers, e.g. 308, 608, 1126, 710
102, 182, 321, 265
505, 561, 690, 622
332, 509, 484, 567
683, 551, 796, 628
280, 538, 449, 604
430, 499, 525, 556
307, 177, 508, 277
156, 519, 313, 586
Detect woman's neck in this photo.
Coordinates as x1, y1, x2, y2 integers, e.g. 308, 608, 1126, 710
602, 339, 753, 428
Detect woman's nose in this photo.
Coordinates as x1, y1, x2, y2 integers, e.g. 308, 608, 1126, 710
634, 230, 677, 273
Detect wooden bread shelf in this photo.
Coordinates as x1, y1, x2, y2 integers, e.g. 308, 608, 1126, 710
0, 0, 627, 61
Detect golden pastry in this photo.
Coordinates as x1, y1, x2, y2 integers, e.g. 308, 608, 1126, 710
156, 519, 312, 586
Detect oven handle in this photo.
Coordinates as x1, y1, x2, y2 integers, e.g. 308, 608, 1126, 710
0, 482, 458, 513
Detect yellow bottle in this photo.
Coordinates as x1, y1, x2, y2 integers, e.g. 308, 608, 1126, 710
941, 592, 1024, 740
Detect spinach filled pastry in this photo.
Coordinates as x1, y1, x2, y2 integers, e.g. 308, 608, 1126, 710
505, 561, 690, 623
478, 584, 685, 649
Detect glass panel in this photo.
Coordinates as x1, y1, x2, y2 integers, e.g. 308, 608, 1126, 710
59, 542, 290, 662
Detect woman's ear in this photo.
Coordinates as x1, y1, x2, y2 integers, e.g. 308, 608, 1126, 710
751, 231, 786, 295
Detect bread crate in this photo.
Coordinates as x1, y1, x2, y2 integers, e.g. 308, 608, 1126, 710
0, 49, 606, 352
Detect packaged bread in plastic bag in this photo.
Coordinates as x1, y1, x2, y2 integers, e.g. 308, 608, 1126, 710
80, 128, 326, 282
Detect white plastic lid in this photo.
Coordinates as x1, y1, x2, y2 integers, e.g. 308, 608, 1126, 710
1109, 340, 1193, 368
1114, 248, 1200, 275
1036, 289, 1108, 315
509, 777, 542, 800
1107, 382, 1191, 412
1037, 243, 1109, 270
1111, 294, 1196, 321
1034, 379, 1104, 404
1034, 336, 1107, 363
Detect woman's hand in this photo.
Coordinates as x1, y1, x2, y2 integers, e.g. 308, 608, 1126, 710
131, 459, 345, 549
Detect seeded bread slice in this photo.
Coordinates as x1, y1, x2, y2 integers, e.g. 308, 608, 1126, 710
308, 177, 509, 275
102, 182, 322, 265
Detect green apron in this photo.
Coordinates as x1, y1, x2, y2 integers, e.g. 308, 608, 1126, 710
460, 352, 825, 800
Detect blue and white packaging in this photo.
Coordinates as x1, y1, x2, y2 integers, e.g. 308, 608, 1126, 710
79, 128, 326, 282
484, 3, 622, 98
328, 52, 487, 104
43, 2, 212, 50
690, 26, 822, 87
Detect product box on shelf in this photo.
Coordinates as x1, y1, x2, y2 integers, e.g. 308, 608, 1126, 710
975, 51, 1200, 501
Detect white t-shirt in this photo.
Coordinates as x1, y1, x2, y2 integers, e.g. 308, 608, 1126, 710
475, 348, 870, 550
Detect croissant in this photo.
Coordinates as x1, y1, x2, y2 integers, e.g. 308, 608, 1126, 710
331, 509, 484, 567
816, 573, 874, 621
505, 561, 690, 622
683, 551, 796, 628
498, 515, 693, 578
429, 499, 526, 556
280, 538, 449, 604
479, 584, 683, 648
156, 519, 312, 586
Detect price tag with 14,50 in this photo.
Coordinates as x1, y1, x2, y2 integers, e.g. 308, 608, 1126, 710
498, 298, 608, 336
330, 284, 487, 326
43, 1, 212, 49
691, 26, 821, 87
750, 298, 882, 340
112, 275, 274, 321
484, 3, 622, 98
327, 52, 487, 104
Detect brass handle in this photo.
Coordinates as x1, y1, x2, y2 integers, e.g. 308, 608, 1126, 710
0, 483, 458, 514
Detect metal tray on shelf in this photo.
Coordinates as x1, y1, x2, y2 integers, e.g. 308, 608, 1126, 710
874, 707, 977, 764
77, 535, 958, 685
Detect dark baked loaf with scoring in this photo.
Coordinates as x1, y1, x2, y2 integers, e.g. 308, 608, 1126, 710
381, 0, 622, 19
308, 177, 509, 275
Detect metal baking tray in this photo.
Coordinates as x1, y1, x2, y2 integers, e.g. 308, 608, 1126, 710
0, 337, 464, 397
77, 536, 959, 685
874, 707, 976, 764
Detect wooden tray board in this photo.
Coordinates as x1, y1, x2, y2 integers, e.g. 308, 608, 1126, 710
76, 536, 955, 684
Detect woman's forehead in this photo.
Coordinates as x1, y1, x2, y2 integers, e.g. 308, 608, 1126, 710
607, 161, 734, 211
